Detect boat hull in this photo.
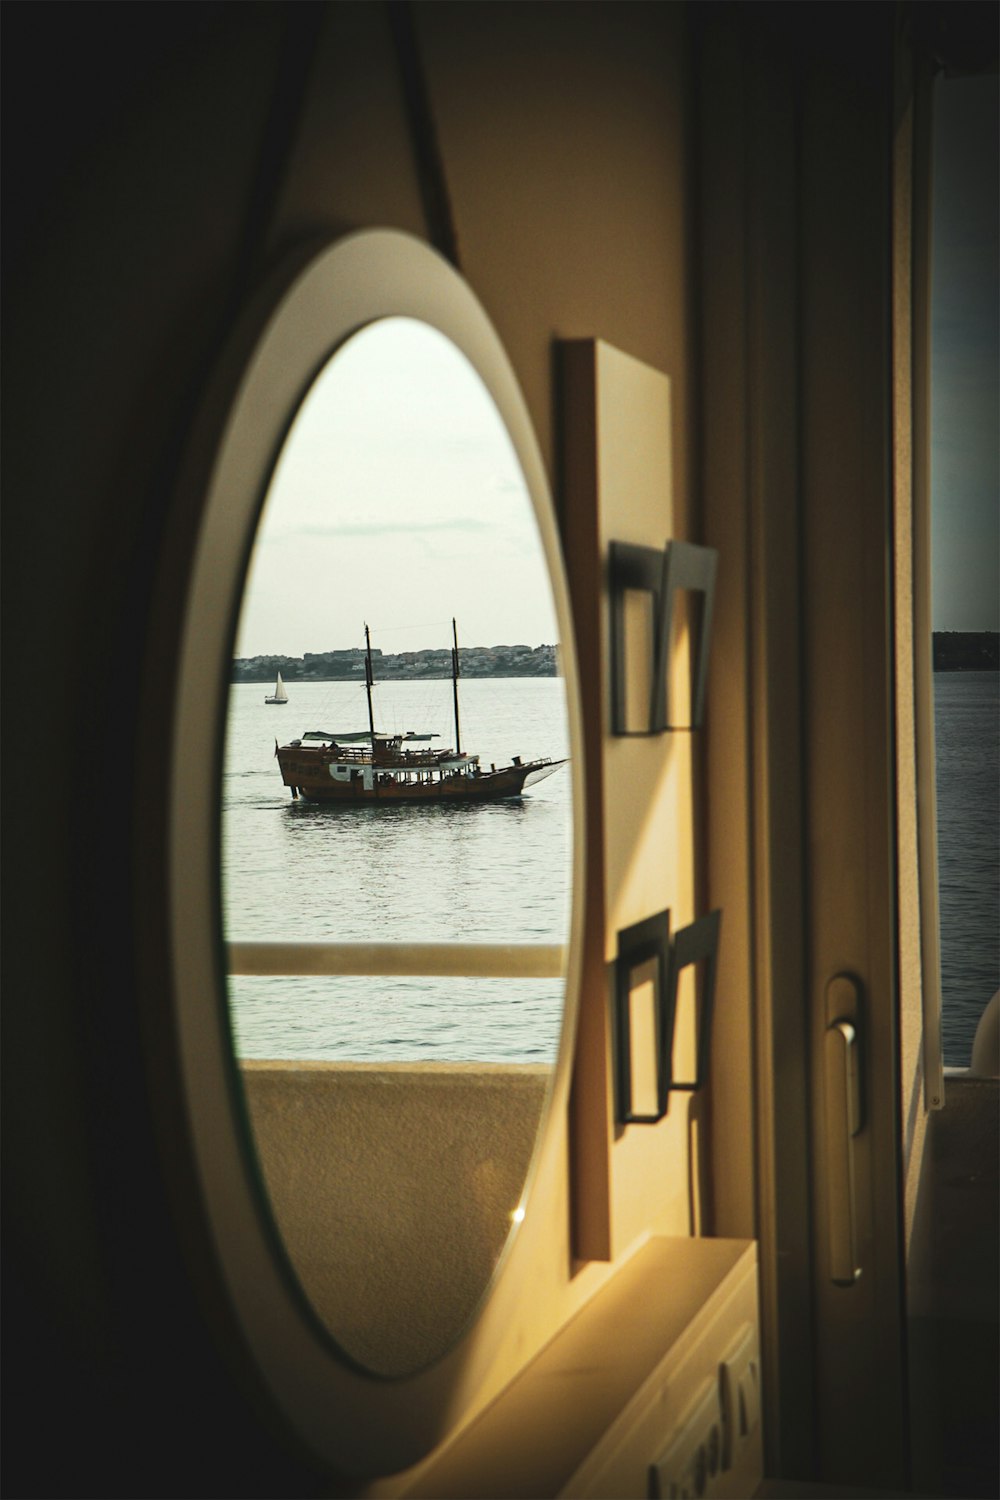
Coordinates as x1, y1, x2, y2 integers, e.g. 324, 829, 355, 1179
276, 746, 561, 805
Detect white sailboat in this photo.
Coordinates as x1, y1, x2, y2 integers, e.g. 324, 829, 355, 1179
265, 671, 288, 705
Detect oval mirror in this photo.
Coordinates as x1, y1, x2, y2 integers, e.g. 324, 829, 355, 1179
221, 317, 573, 1377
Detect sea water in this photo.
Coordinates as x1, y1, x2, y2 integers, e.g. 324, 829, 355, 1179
223, 676, 572, 1063
224, 670, 998, 1068
935, 670, 1000, 1067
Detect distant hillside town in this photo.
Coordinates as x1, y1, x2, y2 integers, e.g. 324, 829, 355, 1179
232, 642, 560, 683
932, 632, 998, 671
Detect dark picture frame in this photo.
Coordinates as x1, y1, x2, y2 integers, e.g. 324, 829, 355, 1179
613, 909, 673, 1123
609, 538, 718, 735
613, 908, 723, 1123
665, 909, 723, 1092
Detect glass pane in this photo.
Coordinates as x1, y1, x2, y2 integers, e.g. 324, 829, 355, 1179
930, 75, 1000, 1068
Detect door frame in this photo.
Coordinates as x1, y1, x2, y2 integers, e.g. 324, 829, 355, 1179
697, 7, 911, 1487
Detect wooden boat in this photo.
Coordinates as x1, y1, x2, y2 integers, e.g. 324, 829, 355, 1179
274, 622, 565, 805
265, 671, 288, 705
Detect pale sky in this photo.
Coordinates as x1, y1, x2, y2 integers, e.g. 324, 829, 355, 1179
931, 74, 999, 632
234, 317, 560, 659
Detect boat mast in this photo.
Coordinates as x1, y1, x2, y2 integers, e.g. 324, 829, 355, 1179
364, 623, 377, 743
451, 617, 462, 756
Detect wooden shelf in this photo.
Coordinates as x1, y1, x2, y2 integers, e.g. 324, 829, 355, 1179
385, 1236, 760, 1500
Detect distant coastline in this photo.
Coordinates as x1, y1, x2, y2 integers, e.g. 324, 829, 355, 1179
232, 642, 559, 683
932, 632, 998, 672
234, 632, 997, 682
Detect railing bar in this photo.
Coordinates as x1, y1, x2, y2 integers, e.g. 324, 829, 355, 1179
227, 940, 568, 979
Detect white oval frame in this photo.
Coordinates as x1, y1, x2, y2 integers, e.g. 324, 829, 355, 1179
166, 230, 586, 1476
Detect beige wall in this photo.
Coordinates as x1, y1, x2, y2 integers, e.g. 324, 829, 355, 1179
9, 5, 993, 1495
4, 5, 755, 1492
240, 1062, 550, 1376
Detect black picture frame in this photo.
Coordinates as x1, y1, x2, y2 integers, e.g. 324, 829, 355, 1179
652, 540, 718, 732
613, 909, 672, 1123
664, 909, 722, 1092
609, 538, 719, 735
609, 540, 666, 736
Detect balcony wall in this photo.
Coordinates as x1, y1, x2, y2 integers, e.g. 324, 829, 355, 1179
240, 1061, 550, 1374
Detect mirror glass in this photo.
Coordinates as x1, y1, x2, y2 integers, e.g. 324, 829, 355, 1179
221, 317, 572, 1377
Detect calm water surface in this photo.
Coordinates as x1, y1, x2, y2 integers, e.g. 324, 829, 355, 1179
223, 677, 572, 1063
934, 671, 1000, 1066
225, 671, 996, 1068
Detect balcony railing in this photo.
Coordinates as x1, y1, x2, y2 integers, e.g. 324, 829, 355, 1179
227, 940, 567, 980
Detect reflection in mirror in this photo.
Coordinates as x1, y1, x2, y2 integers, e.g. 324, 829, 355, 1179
222, 318, 572, 1377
